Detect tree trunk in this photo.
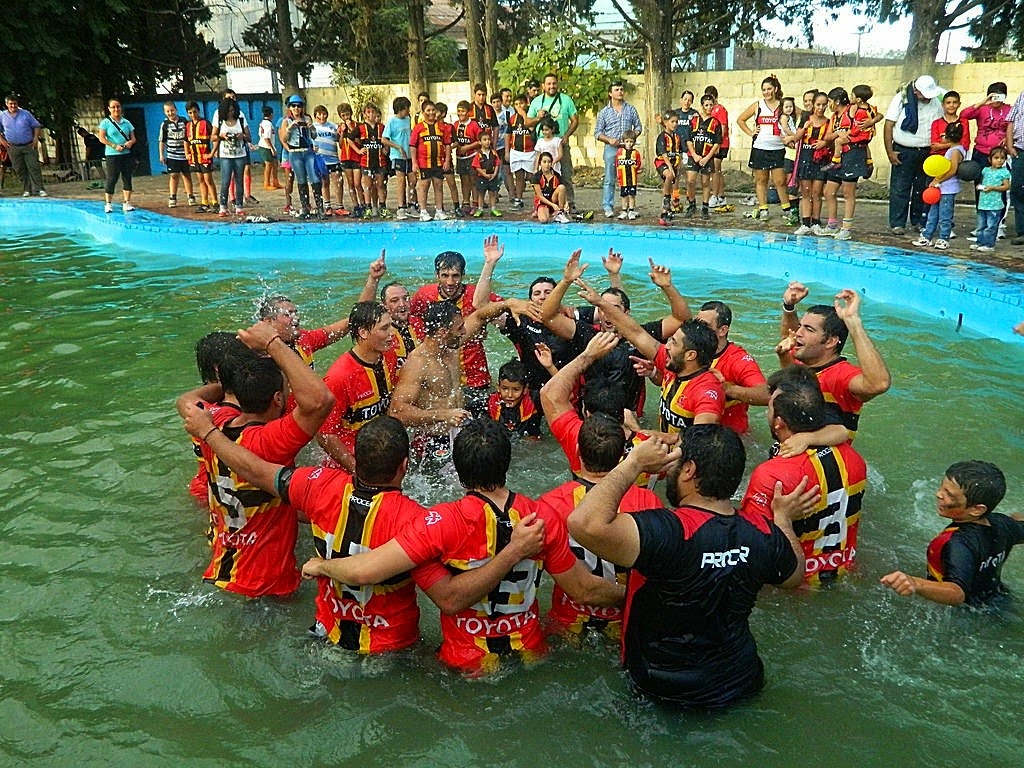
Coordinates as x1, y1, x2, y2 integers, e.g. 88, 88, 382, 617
407, 0, 428, 97
276, 0, 300, 93
635, 0, 674, 165
483, 0, 499, 94
903, 0, 944, 78
464, 0, 485, 89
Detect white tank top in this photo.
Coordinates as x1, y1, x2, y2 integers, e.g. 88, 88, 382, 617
753, 100, 784, 151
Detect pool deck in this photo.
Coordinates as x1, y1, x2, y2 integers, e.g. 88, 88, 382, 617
2, 173, 1022, 343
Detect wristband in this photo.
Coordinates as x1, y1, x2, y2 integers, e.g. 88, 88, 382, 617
782, 302, 796, 313
201, 426, 218, 442
265, 334, 282, 352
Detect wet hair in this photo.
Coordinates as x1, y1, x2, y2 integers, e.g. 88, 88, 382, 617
680, 319, 717, 367
434, 250, 466, 274
583, 384, 625, 421
945, 460, 1006, 513
699, 300, 732, 328
805, 304, 850, 353
851, 84, 873, 102
498, 359, 528, 385
355, 415, 409, 484
944, 121, 964, 143
422, 301, 458, 335
453, 419, 510, 490
231, 355, 283, 413
257, 294, 293, 321
216, 343, 259, 395
770, 373, 827, 433
602, 287, 631, 312
943, 90, 960, 102
379, 281, 405, 304
392, 96, 411, 112
766, 363, 819, 393
987, 82, 1007, 96
456, 99, 472, 112
537, 116, 559, 135
348, 301, 386, 341
195, 331, 239, 384
578, 413, 626, 474
762, 75, 783, 98
528, 276, 557, 296
827, 87, 850, 106
666, 424, 745, 504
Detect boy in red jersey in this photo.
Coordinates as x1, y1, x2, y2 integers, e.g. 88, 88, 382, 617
410, 101, 450, 221
654, 111, 682, 223
356, 103, 389, 217
453, 100, 482, 213
472, 130, 502, 217
686, 95, 723, 219
614, 130, 642, 220
881, 461, 1024, 606
487, 359, 541, 439
507, 93, 537, 209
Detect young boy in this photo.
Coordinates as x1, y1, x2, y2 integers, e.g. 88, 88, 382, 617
507, 93, 536, 210
184, 102, 215, 211
614, 130, 641, 220
452, 100, 482, 214
472, 131, 502, 217
410, 100, 450, 221
312, 105, 340, 214
532, 151, 570, 224
825, 84, 880, 175
434, 102, 459, 216
972, 146, 1011, 253
382, 96, 412, 219
159, 102, 195, 208
487, 360, 542, 438
930, 91, 971, 156
881, 461, 1023, 606
686, 95, 722, 220
337, 103, 362, 216
356, 103, 389, 218
654, 111, 682, 223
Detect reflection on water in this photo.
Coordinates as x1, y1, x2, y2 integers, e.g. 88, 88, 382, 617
1, 231, 1023, 767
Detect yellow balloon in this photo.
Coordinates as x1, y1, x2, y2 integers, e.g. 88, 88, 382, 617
923, 154, 951, 177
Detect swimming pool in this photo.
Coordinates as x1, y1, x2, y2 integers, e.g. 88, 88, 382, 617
2, 200, 1022, 767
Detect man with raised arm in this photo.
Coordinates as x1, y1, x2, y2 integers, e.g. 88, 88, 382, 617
776, 281, 891, 439
318, 301, 399, 472
258, 252, 387, 369
182, 411, 544, 652
576, 277, 724, 434
568, 425, 816, 708
740, 367, 867, 586
175, 320, 335, 597
540, 249, 691, 414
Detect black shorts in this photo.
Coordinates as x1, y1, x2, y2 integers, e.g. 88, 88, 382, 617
687, 156, 714, 174
456, 156, 475, 176
340, 159, 360, 171
390, 158, 411, 175
797, 148, 826, 181
189, 163, 214, 174
477, 176, 501, 192
655, 159, 679, 178
165, 158, 190, 174
418, 167, 444, 180
826, 144, 869, 183
748, 147, 786, 171
619, 185, 637, 198
716, 148, 729, 160
324, 162, 341, 174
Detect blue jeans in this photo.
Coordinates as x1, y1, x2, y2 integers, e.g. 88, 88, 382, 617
976, 208, 1001, 247
602, 143, 618, 212
219, 156, 247, 207
888, 144, 930, 230
1010, 152, 1024, 237
922, 192, 955, 240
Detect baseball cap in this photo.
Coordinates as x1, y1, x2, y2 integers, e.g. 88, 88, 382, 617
286, 94, 304, 106
914, 75, 943, 100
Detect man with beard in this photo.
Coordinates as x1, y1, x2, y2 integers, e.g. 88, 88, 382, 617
776, 281, 891, 440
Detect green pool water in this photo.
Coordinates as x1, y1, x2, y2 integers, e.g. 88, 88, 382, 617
2, 229, 1023, 768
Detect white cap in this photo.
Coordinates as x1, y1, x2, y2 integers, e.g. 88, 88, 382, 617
914, 75, 943, 100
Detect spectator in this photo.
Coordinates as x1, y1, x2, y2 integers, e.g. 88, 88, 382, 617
0, 94, 47, 197
594, 80, 642, 219
1005, 87, 1024, 245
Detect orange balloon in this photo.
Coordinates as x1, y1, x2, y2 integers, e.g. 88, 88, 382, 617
922, 186, 941, 205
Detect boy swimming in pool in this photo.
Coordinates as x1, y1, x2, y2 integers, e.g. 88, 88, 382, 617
881, 461, 1024, 607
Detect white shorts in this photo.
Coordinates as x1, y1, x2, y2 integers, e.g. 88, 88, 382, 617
510, 149, 536, 174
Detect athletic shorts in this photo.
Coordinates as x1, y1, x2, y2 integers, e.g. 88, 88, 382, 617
687, 156, 714, 174
654, 159, 679, 178
748, 147, 785, 171
165, 158, 190, 174
340, 159, 360, 170
826, 144, 869, 183
619, 185, 637, 198
257, 147, 275, 163
418, 167, 444, 180
455, 156, 475, 175
189, 163, 214, 174
477, 176, 501, 193
534, 196, 558, 213
509, 149, 536, 174
324, 162, 341, 174
716, 148, 729, 160
797, 148, 826, 181
390, 158, 411, 175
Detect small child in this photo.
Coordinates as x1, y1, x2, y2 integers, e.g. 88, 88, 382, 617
686, 94, 723, 220
615, 130, 642, 220
410, 100, 449, 221
257, 106, 281, 192
453, 100, 482, 214
779, 96, 799, 196
158, 101, 195, 209
434, 102, 460, 215
356, 103, 389, 218
507, 93, 536, 210
914, 121, 965, 250
487, 360, 542, 439
533, 117, 562, 173
973, 146, 1011, 253
311, 105, 339, 214
532, 151, 570, 223
337, 103, 362, 216
472, 131, 503, 217
383, 96, 412, 219
654, 111, 682, 223
881, 460, 1024, 607
826, 84, 880, 175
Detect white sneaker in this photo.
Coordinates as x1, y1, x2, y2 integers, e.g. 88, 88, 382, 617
604, 208, 614, 218
912, 236, 932, 247
419, 210, 431, 222
976, 245, 994, 252
22, 191, 30, 197
934, 238, 949, 250
794, 224, 813, 235
757, 208, 769, 221
627, 209, 637, 220
396, 207, 409, 220
708, 195, 721, 208
433, 210, 448, 221
997, 225, 1006, 239
554, 211, 571, 224
104, 202, 113, 214
617, 210, 628, 220
834, 228, 852, 241
122, 202, 136, 213
38, 190, 48, 198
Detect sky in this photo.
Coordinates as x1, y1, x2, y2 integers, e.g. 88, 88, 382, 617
588, 4, 975, 64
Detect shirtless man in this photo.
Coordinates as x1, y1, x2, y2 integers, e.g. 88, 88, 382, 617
389, 297, 536, 463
